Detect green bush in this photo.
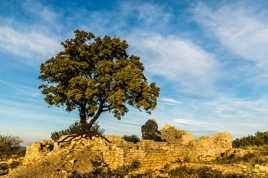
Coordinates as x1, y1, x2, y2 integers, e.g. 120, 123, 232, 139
50, 122, 105, 141
232, 131, 268, 148
122, 135, 140, 143
0, 135, 23, 160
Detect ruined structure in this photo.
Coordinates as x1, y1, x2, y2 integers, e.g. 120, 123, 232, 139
10, 119, 233, 177
160, 124, 195, 144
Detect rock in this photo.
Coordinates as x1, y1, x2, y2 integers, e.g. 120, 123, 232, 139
160, 124, 195, 144
255, 164, 268, 173
141, 119, 162, 141
24, 140, 55, 164
191, 132, 232, 161
12, 120, 233, 177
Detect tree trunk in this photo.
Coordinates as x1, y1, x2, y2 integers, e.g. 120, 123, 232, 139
87, 107, 102, 131
79, 105, 88, 133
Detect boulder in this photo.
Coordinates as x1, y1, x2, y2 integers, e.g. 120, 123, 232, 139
160, 124, 195, 144
141, 119, 162, 141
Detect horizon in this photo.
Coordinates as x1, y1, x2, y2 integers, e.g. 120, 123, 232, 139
1, 0, 268, 146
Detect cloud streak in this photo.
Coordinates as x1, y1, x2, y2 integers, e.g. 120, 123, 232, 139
160, 97, 181, 105
0, 26, 61, 62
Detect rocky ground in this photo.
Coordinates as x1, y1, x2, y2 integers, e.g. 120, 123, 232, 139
1, 119, 268, 177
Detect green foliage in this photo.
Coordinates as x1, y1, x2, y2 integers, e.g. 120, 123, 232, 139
50, 122, 104, 141
0, 135, 23, 160
232, 131, 268, 148
39, 30, 160, 132
122, 134, 140, 143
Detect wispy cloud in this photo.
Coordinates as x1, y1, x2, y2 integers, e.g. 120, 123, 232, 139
206, 97, 268, 120
193, 2, 268, 68
22, 0, 59, 25
120, 2, 172, 26
79, 2, 172, 36
128, 32, 220, 97
160, 97, 181, 105
0, 26, 61, 62
0, 80, 40, 99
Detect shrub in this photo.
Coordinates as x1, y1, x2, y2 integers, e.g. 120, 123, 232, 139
0, 163, 8, 170
9, 161, 20, 169
169, 165, 244, 178
0, 134, 23, 160
232, 130, 268, 148
130, 160, 140, 169
51, 122, 105, 141
122, 135, 140, 143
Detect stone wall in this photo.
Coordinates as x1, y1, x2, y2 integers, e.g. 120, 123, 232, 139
24, 132, 232, 172
22, 119, 232, 174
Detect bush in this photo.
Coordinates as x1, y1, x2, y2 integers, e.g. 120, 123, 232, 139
169, 165, 244, 178
122, 135, 140, 143
232, 131, 268, 148
0, 163, 8, 170
51, 122, 105, 141
0, 135, 23, 160
9, 161, 20, 169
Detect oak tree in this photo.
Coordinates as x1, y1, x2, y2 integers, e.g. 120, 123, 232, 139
39, 30, 160, 138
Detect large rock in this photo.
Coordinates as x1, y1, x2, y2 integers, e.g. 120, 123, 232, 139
141, 119, 162, 141
24, 140, 54, 163
190, 132, 232, 161
160, 124, 195, 144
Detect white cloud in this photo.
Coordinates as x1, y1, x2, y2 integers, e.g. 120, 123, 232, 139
173, 118, 207, 126
206, 97, 268, 121
80, 2, 172, 36
22, 0, 58, 25
160, 97, 181, 105
0, 26, 61, 61
128, 32, 220, 96
120, 2, 172, 26
193, 2, 268, 68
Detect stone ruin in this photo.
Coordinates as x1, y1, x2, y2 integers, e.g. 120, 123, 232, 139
141, 118, 162, 141
20, 119, 232, 176
141, 119, 195, 144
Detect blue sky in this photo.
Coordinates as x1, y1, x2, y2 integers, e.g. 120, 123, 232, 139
1, 0, 268, 145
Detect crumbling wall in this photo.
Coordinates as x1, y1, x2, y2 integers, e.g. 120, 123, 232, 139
23, 119, 232, 173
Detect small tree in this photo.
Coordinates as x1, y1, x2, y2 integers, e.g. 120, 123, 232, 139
39, 30, 160, 139
0, 135, 23, 160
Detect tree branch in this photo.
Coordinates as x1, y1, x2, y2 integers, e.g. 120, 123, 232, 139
87, 99, 104, 129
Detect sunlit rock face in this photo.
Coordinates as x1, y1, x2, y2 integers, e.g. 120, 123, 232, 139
13, 119, 232, 177
160, 124, 195, 145
190, 132, 232, 161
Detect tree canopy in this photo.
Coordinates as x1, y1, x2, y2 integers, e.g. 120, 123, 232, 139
39, 30, 160, 136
